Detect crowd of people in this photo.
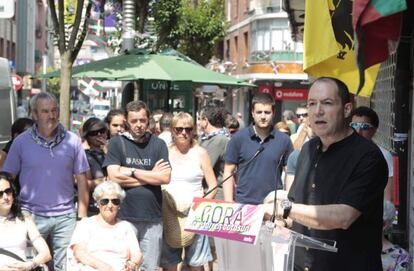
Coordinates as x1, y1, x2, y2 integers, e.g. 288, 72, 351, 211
0, 76, 409, 271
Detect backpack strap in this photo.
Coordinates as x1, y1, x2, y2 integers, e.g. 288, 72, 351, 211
120, 136, 127, 160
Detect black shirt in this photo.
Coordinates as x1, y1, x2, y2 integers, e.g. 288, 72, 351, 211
85, 148, 106, 179
288, 132, 388, 271
103, 134, 169, 222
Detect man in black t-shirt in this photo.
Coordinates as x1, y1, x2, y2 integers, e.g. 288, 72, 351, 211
265, 77, 388, 271
103, 101, 171, 271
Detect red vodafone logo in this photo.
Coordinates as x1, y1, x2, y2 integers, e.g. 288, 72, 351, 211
275, 90, 283, 99
12, 74, 23, 91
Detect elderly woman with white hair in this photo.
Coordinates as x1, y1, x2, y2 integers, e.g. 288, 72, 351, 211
68, 181, 143, 271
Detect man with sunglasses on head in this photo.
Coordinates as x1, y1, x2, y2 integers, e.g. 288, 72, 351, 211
290, 106, 311, 150
3, 92, 90, 271
295, 106, 308, 125
351, 106, 394, 201
103, 100, 171, 271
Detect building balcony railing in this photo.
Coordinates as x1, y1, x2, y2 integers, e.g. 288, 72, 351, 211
250, 50, 303, 63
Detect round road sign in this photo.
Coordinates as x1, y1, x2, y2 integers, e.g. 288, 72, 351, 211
12, 74, 23, 91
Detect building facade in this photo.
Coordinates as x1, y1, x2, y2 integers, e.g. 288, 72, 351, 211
223, 0, 308, 122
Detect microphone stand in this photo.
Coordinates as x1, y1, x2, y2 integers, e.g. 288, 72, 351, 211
269, 151, 288, 223
203, 145, 265, 198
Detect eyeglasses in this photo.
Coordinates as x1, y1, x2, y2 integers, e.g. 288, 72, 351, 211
0, 188, 12, 197
296, 113, 308, 118
99, 198, 121, 206
88, 129, 107, 137
174, 127, 193, 134
350, 122, 374, 130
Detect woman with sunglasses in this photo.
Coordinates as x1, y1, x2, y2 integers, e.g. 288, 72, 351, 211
0, 171, 51, 270
68, 180, 142, 271
160, 112, 217, 271
81, 117, 109, 215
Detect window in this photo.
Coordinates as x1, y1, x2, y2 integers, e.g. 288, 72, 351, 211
234, 36, 239, 61
243, 32, 249, 60
271, 30, 283, 51
226, 39, 230, 59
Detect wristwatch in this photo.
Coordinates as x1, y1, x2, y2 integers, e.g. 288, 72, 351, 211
280, 199, 292, 219
130, 168, 136, 177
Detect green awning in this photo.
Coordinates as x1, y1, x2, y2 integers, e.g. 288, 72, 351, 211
40, 50, 255, 88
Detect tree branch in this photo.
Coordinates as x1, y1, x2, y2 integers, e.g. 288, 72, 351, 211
48, 0, 62, 53
72, 1, 93, 63
137, 0, 149, 34
57, 0, 66, 52
68, 0, 85, 49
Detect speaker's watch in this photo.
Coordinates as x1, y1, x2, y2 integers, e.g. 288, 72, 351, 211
281, 199, 292, 219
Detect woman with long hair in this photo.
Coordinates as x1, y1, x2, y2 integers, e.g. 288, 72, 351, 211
161, 112, 217, 271
104, 109, 126, 138
0, 171, 51, 269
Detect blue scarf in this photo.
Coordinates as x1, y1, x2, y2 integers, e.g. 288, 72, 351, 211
30, 123, 66, 157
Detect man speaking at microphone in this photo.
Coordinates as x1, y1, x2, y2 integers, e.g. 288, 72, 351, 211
268, 77, 388, 271
222, 92, 293, 204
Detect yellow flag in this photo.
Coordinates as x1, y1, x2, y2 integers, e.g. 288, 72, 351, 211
303, 0, 379, 97
64, 0, 77, 25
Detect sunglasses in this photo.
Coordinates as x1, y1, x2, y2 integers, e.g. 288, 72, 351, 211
174, 127, 193, 133
350, 122, 374, 130
0, 188, 13, 197
99, 198, 121, 206
296, 113, 308, 118
88, 129, 107, 137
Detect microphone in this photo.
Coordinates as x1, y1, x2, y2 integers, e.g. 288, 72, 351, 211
270, 149, 289, 223
203, 144, 265, 198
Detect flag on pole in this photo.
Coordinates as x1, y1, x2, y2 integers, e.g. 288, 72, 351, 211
86, 0, 108, 49
353, 0, 407, 93
303, 0, 380, 97
78, 78, 104, 97
87, 18, 104, 36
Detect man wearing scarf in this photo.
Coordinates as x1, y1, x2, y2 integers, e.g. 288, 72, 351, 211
4, 92, 90, 271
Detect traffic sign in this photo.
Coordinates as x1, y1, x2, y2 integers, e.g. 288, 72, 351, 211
12, 74, 23, 91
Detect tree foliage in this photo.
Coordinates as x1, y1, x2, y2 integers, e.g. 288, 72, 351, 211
46, 67, 61, 100
153, 0, 227, 65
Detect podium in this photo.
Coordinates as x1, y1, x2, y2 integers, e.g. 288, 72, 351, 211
214, 223, 337, 271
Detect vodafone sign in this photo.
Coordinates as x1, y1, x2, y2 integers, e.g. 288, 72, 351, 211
12, 75, 23, 91
275, 88, 308, 101
258, 85, 308, 101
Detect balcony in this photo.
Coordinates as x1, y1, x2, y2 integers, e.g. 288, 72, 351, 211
250, 50, 303, 63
